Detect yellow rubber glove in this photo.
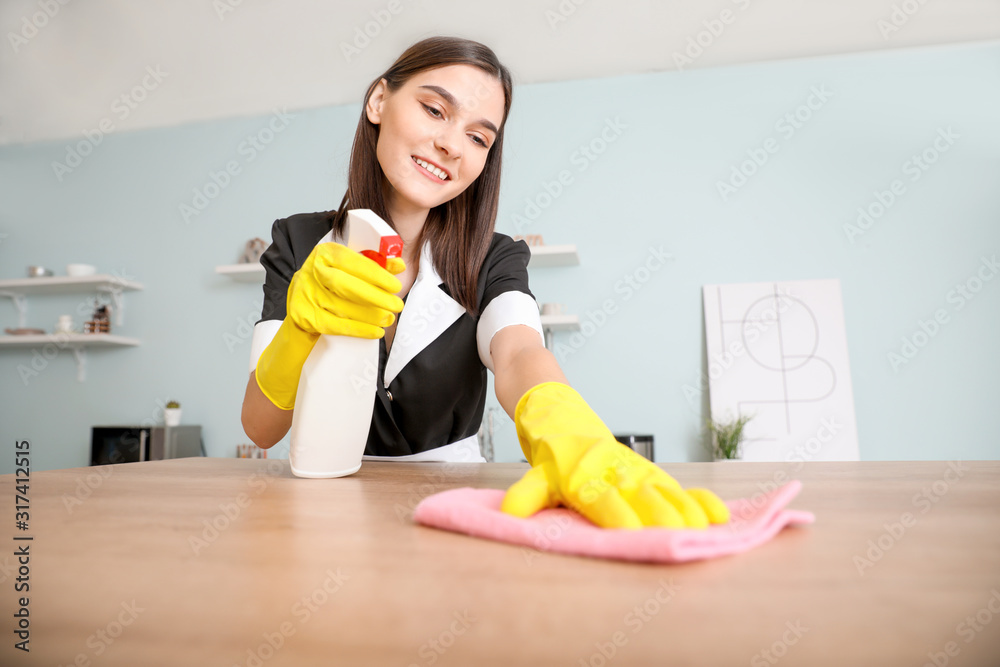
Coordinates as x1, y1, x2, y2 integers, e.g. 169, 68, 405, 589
254, 242, 405, 410
501, 382, 730, 530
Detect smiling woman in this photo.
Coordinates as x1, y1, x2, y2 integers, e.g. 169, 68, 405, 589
363, 60, 508, 305
240, 35, 731, 531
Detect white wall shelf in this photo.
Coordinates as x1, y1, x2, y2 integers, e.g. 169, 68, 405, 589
0, 274, 143, 295
526, 244, 579, 268
0, 333, 140, 382
0, 274, 143, 328
216, 245, 583, 350
215, 244, 581, 281
0, 275, 143, 381
539, 314, 580, 348
215, 263, 264, 282
539, 314, 580, 330
529, 245, 582, 349
0, 333, 140, 348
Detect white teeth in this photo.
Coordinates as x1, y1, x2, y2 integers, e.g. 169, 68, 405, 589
413, 157, 448, 180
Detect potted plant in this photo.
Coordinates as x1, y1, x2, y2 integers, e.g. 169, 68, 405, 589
705, 414, 753, 461
164, 400, 182, 427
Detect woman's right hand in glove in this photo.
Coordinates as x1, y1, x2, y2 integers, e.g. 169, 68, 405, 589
254, 242, 406, 410
285, 242, 405, 339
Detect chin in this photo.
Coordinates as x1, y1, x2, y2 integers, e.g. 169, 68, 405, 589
397, 184, 454, 211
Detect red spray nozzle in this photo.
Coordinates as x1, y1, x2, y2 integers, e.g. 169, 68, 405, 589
359, 235, 403, 268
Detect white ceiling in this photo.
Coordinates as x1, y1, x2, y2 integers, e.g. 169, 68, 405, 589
1, 0, 998, 145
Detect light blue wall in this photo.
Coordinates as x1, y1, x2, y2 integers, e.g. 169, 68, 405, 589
2, 41, 998, 473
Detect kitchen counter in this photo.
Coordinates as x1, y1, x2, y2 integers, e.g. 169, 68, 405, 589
2, 458, 998, 666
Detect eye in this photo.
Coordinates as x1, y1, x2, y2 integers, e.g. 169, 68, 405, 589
470, 135, 489, 148
421, 103, 443, 118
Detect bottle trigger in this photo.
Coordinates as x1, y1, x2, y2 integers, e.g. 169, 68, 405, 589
360, 249, 387, 268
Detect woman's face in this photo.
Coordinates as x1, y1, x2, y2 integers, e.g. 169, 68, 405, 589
366, 64, 506, 215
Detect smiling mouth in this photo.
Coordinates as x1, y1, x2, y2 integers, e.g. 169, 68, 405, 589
412, 156, 450, 181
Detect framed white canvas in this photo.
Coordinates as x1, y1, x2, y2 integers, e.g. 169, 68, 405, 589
702, 279, 860, 462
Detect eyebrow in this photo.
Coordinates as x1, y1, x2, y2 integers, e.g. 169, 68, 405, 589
418, 85, 500, 136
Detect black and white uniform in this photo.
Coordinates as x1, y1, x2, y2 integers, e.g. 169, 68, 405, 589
249, 211, 544, 462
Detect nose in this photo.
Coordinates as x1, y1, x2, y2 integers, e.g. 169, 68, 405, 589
433, 124, 463, 162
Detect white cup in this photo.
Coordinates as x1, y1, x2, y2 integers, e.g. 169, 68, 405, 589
66, 264, 97, 277
55, 315, 74, 334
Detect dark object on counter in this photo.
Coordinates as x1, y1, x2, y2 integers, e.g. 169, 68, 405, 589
91, 425, 203, 465
83, 300, 111, 334
614, 433, 654, 461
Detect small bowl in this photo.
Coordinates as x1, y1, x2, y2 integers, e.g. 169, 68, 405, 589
27, 266, 54, 277
66, 264, 97, 277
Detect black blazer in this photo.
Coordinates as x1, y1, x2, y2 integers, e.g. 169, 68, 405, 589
252, 211, 541, 456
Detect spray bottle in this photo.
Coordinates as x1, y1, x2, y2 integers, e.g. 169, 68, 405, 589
288, 209, 403, 478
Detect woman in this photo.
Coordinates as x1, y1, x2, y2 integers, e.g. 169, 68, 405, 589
241, 36, 729, 531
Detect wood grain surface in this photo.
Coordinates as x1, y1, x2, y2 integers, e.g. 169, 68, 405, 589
1, 458, 998, 667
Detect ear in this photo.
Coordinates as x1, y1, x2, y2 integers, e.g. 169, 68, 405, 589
365, 78, 388, 125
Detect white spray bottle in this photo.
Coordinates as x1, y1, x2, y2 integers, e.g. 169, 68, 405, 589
288, 209, 403, 478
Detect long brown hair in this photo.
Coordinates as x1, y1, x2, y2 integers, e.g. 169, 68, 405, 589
331, 36, 513, 315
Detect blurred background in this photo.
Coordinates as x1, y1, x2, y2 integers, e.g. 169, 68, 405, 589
1, 0, 998, 471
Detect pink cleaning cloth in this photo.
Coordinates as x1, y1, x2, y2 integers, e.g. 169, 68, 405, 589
413, 480, 814, 563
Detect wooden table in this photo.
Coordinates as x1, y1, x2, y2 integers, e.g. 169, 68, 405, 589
2, 458, 999, 666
